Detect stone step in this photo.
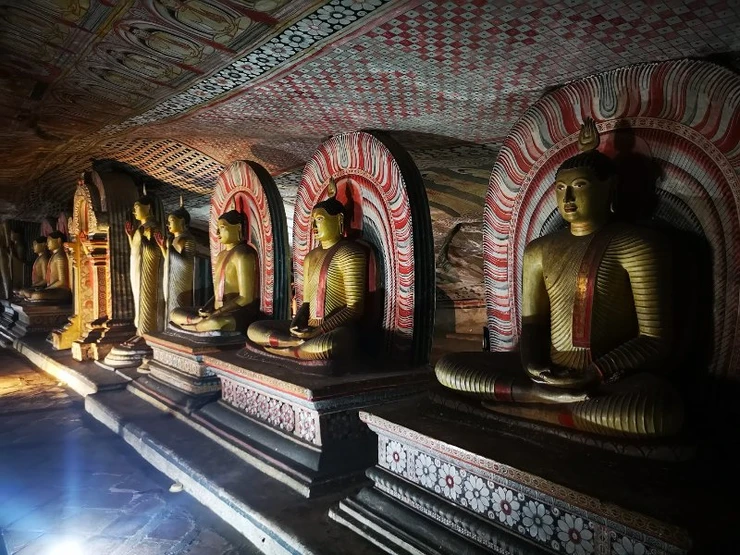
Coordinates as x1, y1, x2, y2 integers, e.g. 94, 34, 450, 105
85, 388, 383, 555
14, 334, 130, 396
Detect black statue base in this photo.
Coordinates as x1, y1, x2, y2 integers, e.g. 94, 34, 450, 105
127, 331, 244, 414
194, 349, 432, 497
0, 299, 72, 346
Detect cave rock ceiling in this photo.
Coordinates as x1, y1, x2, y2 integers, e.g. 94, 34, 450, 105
0, 0, 739, 300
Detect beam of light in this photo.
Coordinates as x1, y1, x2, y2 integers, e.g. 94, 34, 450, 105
46, 539, 84, 555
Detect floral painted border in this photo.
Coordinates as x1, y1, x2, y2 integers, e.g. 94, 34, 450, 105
377, 435, 680, 555
106, 0, 392, 132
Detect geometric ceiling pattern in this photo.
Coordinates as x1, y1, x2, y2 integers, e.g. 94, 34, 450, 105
1, 0, 739, 231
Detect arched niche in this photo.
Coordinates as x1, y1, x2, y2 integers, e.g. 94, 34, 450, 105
485, 59, 740, 406
294, 131, 434, 365
209, 160, 290, 319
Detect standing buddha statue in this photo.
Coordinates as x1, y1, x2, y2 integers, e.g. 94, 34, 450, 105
125, 192, 164, 335
435, 119, 684, 438
21, 231, 72, 303
247, 183, 368, 360
16, 237, 50, 299
155, 197, 196, 318
170, 210, 257, 332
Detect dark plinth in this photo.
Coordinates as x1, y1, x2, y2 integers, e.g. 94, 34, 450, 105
0, 299, 72, 345
195, 349, 433, 497
331, 395, 698, 555
128, 330, 244, 413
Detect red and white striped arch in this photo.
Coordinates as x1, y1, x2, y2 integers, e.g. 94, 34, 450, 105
485, 59, 740, 383
294, 132, 416, 355
211, 161, 275, 316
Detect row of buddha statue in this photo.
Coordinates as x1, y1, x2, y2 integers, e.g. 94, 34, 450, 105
4, 119, 686, 440
120, 180, 366, 365
0, 230, 73, 304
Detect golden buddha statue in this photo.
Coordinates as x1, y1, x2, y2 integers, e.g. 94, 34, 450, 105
435, 119, 684, 438
20, 231, 72, 303
155, 197, 196, 318
170, 210, 258, 332
247, 185, 368, 360
16, 237, 50, 299
125, 193, 164, 335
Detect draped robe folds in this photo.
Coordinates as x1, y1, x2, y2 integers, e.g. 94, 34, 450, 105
163, 233, 196, 317
131, 221, 164, 334
31, 252, 50, 288
248, 239, 368, 360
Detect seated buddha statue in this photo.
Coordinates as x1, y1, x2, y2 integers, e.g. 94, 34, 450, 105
247, 184, 368, 361
170, 210, 258, 333
155, 198, 196, 317
21, 232, 72, 303
435, 118, 684, 439
16, 237, 50, 299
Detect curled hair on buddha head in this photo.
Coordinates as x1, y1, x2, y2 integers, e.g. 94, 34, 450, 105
170, 196, 190, 227
218, 209, 246, 241
34, 236, 48, 245
218, 209, 244, 227
557, 117, 617, 182
48, 230, 66, 242
313, 177, 345, 217
136, 182, 154, 206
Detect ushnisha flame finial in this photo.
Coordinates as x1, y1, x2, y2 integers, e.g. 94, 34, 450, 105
179, 194, 184, 208
327, 176, 338, 199
577, 117, 600, 153
142, 183, 147, 196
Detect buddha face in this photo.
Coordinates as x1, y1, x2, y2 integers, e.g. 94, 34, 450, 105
33, 241, 46, 255
312, 208, 343, 243
216, 218, 240, 245
47, 236, 62, 252
132, 201, 151, 222
554, 168, 610, 225
167, 214, 185, 235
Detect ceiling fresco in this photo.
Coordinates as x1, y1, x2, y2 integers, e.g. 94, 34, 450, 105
1, 0, 740, 305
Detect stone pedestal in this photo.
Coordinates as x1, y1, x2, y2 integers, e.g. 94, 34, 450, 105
193, 350, 432, 497
0, 299, 71, 344
0, 299, 18, 335
129, 330, 244, 413
331, 396, 694, 555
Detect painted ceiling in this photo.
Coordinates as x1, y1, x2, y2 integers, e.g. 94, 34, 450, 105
1, 0, 739, 303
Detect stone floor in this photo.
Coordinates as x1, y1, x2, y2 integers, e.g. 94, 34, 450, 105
0, 348, 259, 555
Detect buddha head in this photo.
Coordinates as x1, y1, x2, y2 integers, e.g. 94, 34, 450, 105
167, 197, 190, 235
311, 179, 345, 245
47, 231, 65, 252
554, 118, 617, 232
132, 194, 153, 223
33, 237, 48, 255
216, 210, 244, 246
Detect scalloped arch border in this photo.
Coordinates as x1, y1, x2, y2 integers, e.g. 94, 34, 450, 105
485, 59, 740, 383
294, 131, 434, 365
210, 160, 290, 319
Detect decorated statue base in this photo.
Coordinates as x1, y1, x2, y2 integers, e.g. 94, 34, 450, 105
129, 329, 245, 413
69, 319, 138, 362
98, 334, 152, 370
331, 397, 693, 555
193, 349, 432, 497
0, 299, 72, 344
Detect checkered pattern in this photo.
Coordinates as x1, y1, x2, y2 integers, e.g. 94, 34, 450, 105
4, 0, 740, 236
